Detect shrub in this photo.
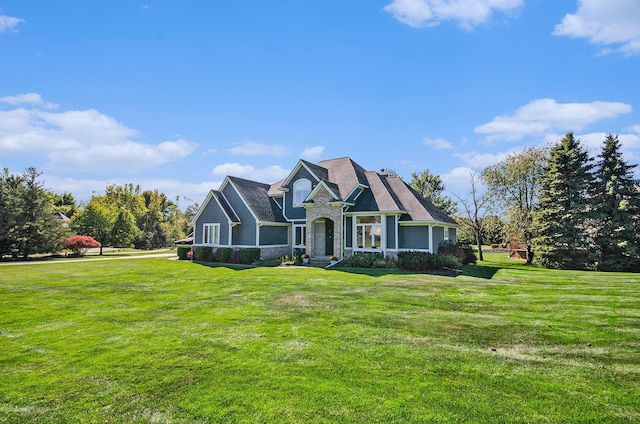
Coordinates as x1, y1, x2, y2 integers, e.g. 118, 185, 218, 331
216, 247, 232, 263
177, 245, 192, 260
193, 246, 213, 262
438, 241, 477, 265
229, 250, 241, 264
398, 251, 462, 271
339, 252, 397, 268
64, 235, 101, 256
239, 248, 261, 264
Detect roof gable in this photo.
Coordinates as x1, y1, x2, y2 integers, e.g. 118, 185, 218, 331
223, 176, 286, 223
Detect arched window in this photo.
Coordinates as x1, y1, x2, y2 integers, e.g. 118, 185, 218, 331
293, 178, 311, 206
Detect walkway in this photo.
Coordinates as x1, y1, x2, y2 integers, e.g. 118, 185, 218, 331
0, 252, 176, 266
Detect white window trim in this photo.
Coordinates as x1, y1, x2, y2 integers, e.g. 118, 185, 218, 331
202, 223, 220, 246
293, 224, 307, 248
353, 215, 383, 252
293, 178, 311, 207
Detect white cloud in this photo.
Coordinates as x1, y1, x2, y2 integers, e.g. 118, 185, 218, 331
474, 98, 632, 141
229, 141, 289, 156
212, 163, 290, 183
422, 137, 453, 149
0, 93, 58, 109
383, 0, 523, 30
0, 15, 24, 32
0, 96, 198, 173
440, 167, 478, 190
553, 0, 640, 56
455, 151, 508, 168
301, 145, 325, 160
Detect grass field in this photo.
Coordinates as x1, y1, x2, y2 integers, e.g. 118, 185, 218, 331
0, 253, 638, 423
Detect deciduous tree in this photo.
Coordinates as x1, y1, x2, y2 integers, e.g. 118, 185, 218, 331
482, 146, 547, 264
409, 169, 457, 216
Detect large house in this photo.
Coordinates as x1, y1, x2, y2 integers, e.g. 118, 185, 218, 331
192, 157, 458, 260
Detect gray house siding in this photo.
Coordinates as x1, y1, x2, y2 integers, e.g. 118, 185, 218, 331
344, 216, 353, 248
259, 225, 288, 246
432, 226, 445, 250
222, 185, 257, 246
386, 216, 396, 249
283, 167, 317, 221
194, 198, 230, 245
399, 226, 429, 250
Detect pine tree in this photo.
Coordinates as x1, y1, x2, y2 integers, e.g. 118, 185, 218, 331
591, 134, 640, 271
533, 132, 594, 269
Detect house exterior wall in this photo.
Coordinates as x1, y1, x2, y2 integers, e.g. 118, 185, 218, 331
398, 225, 429, 250
386, 215, 396, 249
222, 184, 257, 246
344, 216, 353, 248
305, 186, 342, 258
432, 226, 445, 250
193, 198, 230, 245
283, 166, 317, 221
259, 225, 289, 246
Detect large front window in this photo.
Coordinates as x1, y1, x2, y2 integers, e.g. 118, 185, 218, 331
294, 224, 306, 247
293, 178, 311, 206
203, 223, 220, 245
356, 216, 381, 249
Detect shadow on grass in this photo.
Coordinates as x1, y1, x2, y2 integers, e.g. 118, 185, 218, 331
462, 264, 500, 279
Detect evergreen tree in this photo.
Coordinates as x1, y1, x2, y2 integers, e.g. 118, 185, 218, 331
533, 132, 594, 269
0, 169, 23, 258
591, 134, 640, 271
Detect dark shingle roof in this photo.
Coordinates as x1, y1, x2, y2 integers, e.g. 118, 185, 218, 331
315, 157, 369, 200
213, 191, 240, 223
227, 176, 286, 223
385, 177, 458, 224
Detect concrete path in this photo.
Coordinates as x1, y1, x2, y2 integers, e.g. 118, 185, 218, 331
0, 252, 176, 266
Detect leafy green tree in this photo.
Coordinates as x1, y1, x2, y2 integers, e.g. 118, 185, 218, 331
532, 132, 594, 269
591, 134, 640, 271
110, 209, 139, 248
483, 215, 507, 246
409, 169, 457, 216
51, 191, 77, 218
71, 200, 113, 255
482, 146, 547, 264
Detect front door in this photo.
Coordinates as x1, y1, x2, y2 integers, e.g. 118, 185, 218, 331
325, 219, 334, 256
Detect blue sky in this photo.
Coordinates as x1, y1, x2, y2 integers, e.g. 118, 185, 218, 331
2, 1, 639, 207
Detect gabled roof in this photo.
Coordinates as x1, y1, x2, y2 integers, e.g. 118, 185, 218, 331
386, 177, 458, 224
213, 191, 240, 223
226, 176, 286, 223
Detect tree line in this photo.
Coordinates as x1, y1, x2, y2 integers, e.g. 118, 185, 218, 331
0, 169, 197, 259
410, 132, 639, 272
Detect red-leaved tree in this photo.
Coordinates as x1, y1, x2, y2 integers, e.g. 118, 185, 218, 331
64, 235, 101, 256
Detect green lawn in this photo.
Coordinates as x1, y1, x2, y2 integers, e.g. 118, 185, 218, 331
0, 253, 638, 423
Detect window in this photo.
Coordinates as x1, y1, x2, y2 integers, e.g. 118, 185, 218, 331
444, 228, 449, 241
356, 216, 381, 249
203, 223, 220, 245
293, 178, 311, 206
294, 224, 306, 247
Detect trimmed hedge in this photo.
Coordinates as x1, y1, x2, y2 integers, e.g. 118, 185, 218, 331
177, 245, 192, 260
216, 247, 232, 263
239, 248, 261, 264
397, 251, 462, 271
193, 246, 213, 262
